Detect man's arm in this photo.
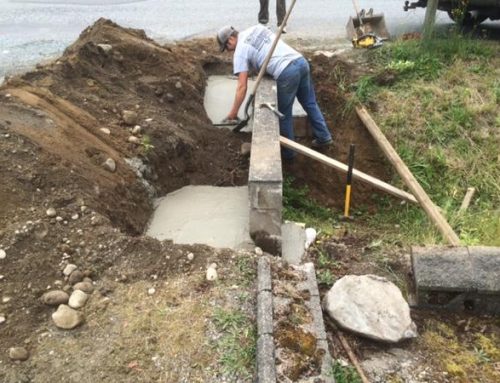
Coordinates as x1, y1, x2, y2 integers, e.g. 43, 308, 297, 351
226, 71, 248, 120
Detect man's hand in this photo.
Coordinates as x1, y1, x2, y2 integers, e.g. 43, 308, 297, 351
221, 116, 241, 124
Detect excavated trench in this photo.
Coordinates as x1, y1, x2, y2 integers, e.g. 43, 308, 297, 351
86, 50, 393, 241
142, 55, 394, 249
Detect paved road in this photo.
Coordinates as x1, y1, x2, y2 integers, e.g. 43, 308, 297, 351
0, 0, 497, 79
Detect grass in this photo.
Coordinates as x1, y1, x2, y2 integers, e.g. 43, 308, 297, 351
234, 256, 256, 287
283, 175, 338, 234
212, 308, 256, 378
354, 35, 500, 246
328, 360, 362, 383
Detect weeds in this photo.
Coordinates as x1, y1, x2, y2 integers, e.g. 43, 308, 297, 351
283, 175, 337, 233
235, 256, 256, 287
213, 308, 256, 377
353, 75, 378, 104
317, 269, 335, 286
328, 360, 362, 383
140, 134, 155, 153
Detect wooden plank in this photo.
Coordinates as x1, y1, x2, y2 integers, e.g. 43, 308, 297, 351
356, 106, 460, 245
279, 136, 418, 204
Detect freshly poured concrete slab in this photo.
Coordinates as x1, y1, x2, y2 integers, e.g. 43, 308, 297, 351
146, 185, 253, 249
204, 75, 256, 131
204, 76, 306, 132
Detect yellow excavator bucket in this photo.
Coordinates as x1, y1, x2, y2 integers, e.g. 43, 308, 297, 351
346, 10, 390, 43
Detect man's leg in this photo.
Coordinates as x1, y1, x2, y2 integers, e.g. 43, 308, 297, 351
277, 0, 287, 26
258, 0, 269, 24
295, 58, 332, 144
277, 61, 300, 160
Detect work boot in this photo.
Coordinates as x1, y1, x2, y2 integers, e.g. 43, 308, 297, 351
311, 138, 333, 149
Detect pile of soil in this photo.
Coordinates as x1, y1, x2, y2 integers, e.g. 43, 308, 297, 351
0, 18, 254, 379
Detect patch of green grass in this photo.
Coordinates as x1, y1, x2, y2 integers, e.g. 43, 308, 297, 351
235, 256, 256, 287
373, 35, 494, 82
213, 308, 256, 377
363, 37, 499, 245
140, 134, 155, 154
317, 269, 335, 286
328, 360, 362, 383
283, 176, 337, 233
352, 75, 378, 104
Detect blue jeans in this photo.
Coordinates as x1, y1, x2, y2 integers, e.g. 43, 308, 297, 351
277, 57, 332, 160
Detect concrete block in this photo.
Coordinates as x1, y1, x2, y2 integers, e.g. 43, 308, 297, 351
317, 339, 335, 383
306, 294, 328, 341
248, 80, 283, 257
469, 246, 500, 293
412, 246, 500, 314
249, 183, 282, 210
257, 334, 276, 383
281, 221, 306, 265
257, 290, 274, 336
258, 256, 272, 292
412, 246, 474, 292
301, 262, 320, 297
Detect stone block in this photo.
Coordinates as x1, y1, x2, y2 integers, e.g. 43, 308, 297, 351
281, 221, 306, 265
258, 256, 272, 292
257, 334, 276, 383
412, 246, 474, 292
258, 290, 274, 336
469, 246, 500, 293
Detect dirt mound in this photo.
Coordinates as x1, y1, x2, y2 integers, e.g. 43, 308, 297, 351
0, 18, 250, 375
2, 19, 247, 235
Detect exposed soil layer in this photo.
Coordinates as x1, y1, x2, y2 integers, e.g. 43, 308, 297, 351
0, 19, 400, 381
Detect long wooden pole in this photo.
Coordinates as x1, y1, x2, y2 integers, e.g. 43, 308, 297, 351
279, 136, 418, 204
422, 0, 439, 41
355, 106, 460, 245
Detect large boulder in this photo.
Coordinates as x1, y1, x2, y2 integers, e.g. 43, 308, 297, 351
323, 274, 417, 343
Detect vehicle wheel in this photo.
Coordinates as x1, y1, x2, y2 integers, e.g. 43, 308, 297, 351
447, 10, 487, 26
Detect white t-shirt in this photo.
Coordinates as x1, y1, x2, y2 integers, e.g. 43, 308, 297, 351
233, 25, 302, 80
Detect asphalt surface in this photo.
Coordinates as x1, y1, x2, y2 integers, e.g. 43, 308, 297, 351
0, 0, 498, 79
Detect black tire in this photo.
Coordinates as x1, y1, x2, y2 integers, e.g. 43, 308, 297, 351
447, 10, 488, 26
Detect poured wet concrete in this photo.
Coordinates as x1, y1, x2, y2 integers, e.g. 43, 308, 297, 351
204, 75, 256, 130
146, 185, 253, 249
204, 75, 307, 132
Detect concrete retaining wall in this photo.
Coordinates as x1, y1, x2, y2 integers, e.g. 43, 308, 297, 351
248, 80, 283, 255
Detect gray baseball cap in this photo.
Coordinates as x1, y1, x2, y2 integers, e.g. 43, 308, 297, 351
217, 25, 235, 52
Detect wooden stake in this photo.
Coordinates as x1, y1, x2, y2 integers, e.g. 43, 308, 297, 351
355, 106, 460, 245
459, 187, 476, 213
279, 136, 417, 204
325, 317, 370, 383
